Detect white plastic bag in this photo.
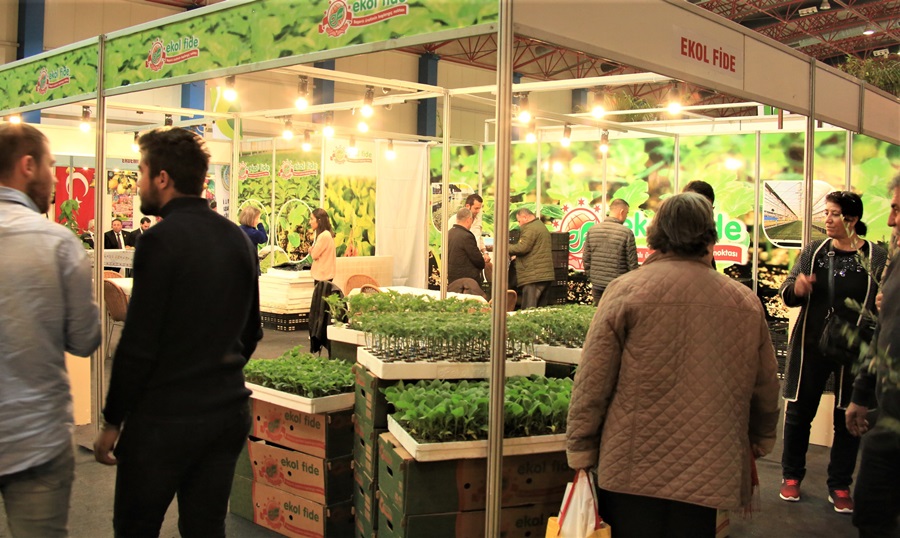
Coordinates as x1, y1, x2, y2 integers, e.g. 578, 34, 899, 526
557, 469, 602, 538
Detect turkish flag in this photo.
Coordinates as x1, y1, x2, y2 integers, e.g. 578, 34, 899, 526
55, 167, 95, 234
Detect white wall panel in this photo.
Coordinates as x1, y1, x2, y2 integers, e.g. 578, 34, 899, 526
862, 90, 900, 145
743, 38, 810, 113
814, 67, 861, 132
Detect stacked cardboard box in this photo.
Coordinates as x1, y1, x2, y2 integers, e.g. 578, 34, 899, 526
376, 432, 568, 538
230, 396, 355, 537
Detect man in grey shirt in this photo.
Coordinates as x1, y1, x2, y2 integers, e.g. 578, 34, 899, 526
0, 123, 101, 536
583, 198, 639, 305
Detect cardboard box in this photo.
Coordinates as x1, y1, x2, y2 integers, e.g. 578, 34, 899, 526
716, 509, 729, 538
250, 399, 353, 459
378, 495, 557, 538
353, 468, 378, 533
235, 440, 353, 506
230, 475, 354, 538
377, 433, 569, 515
354, 364, 392, 430
353, 418, 387, 481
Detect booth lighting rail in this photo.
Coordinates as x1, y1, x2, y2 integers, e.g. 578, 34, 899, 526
448, 72, 673, 96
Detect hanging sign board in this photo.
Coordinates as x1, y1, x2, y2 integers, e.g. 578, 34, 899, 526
0, 43, 99, 111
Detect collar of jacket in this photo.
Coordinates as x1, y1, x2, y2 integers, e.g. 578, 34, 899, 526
158, 196, 211, 218
642, 250, 710, 267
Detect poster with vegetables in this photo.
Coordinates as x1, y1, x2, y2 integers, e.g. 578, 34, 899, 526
103, 0, 498, 90
273, 150, 320, 260
323, 137, 375, 257
112, 194, 134, 229
0, 43, 99, 111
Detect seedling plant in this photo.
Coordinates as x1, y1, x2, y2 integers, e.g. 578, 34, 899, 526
243, 346, 354, 398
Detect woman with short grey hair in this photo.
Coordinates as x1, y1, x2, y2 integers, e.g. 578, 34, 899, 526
646, 192, 718, 258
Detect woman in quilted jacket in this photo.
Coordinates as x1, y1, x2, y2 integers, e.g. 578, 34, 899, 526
778, 191, 886, 514
566, 193, 780, 537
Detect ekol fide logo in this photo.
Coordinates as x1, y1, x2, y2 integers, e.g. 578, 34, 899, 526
145, 39, 166, 72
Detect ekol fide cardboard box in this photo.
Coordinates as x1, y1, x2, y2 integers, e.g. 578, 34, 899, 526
250, 398, 353, 459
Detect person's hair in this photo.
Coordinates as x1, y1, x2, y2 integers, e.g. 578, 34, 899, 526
609, 198, 629, 213
138, 127, 210, 195
516, 207, 535, 218
826, 191, 868, 236
456, 207, 473, 223
140, 217, 151, 224
682, 180, 715, 205
112, 218, 122, 224
0, 123, 48, 183
465, 193, 483, 206
312, 207, 333, 237
888, 173, 900, 195
647, 193, 718, 257
239, 206, 260, 227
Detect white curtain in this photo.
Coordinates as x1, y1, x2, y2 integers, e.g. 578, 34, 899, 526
375, 140, 428, 287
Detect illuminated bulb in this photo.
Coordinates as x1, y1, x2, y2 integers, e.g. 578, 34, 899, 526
80, 106, 91, 132
80, 121, 91, 133
862, 25, 875, 36
667, 101, 682, 114
295, 95, 309, 110
9, 115, 22, 124
223, 76, 237, 102
131, 132, 140, 153
295, 76, 310, 111
517, 94, 531, 124
301, 131, 312, 152
725, 157, 742, 170
525, 129, 537, 143
591, 93, 605, 119
385, 139, 396, 161
360, 86, 375, 118
552, 161, 564, 173
598, 130, 610, 155
282, 118, 294, 140
357, 120, 369, 133
347, 136, 358, 158
323, 124, 334, 138
560, 125, 571, 147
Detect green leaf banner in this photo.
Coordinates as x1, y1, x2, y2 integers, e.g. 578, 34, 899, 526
0, 44, 99, 111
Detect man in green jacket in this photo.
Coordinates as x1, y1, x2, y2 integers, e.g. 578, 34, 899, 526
509, 207, 555, 308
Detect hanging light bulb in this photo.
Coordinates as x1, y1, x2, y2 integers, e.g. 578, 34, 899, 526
323, 113, 334, 138
385, 139, 396, 161
301, 130, 312, 152
591, 92, 605, 119
8, 115, 22, 124
295, 76, 310, 111
598, 130, 610, 155
347, 136, 358, 158
131, 132, 140, 153
357, 120, 369, 133
282, 118, 294, 141
667, 87, 682, 114
223, 76, 237, 102
360, 86, 375, 118
80, 106, 91, 133
561, 124, 572, 147
164, 114, 173, 127
525, 124, 537, 144
517, 93, 532, 124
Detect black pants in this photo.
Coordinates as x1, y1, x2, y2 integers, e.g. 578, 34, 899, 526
519, 281, 550, 309
853, 427, 900, 537
782, 352, 859, 489
112, 404, 251, 538
597, 488, 717, 538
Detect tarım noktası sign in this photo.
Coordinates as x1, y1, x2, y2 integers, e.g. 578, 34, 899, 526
103, 0, 498, 90
0, 44, 99, 111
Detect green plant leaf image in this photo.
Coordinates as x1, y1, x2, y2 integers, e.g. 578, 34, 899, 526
0, 44, 99, 110
325, 176, 375, 257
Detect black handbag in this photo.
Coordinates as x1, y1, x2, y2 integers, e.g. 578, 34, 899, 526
817, 243, 873, 366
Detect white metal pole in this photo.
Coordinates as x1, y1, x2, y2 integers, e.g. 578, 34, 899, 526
92, 35, 107, 431
801, 58, 816, 247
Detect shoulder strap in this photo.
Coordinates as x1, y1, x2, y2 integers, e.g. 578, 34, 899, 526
827, 240, 835, 307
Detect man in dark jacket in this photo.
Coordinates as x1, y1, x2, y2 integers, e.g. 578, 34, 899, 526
583, 198, 639, 305
447, 207, 489, 285
509, 207, 555, 308
93, 127, 262, 537
846, 173, 900, 536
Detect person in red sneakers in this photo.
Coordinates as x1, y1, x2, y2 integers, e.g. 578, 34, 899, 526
778, 191, 887, 513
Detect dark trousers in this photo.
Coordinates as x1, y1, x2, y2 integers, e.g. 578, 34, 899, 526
597, 488, 717, 538
112, 404, 251, 538
519, 281, 550, 309
592, 286, 605, 306
782, 353, 859, 489
853, 427, 900, 537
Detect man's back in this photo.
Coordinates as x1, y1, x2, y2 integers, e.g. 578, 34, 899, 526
583, 218, 638, 290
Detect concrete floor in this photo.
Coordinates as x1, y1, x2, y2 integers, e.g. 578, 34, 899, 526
0, 327, 862, 537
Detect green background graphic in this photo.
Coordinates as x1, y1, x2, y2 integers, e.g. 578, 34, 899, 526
0, 44, 99, 111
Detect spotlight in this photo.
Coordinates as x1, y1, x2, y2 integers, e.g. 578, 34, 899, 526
591, 92, 605, 119
295, 76, 310, 111
385, 139, 396, 161
282, 118, 294, 141
561, 125, 571, 147
8, 115, 22, 124
131, 132, 140, 153
80, 106, 91, 133
360, 86, 375, 118
323, 113, 334, 138
517, 94, 532, 124
347, 136, 358, 158
357, 120, 369, 133
819, 0, 831, 9
862, 24, 876, 36
164, 114, 173, 127
599, 130, 609, 155
301, 130, 312, 152
525, 124, 537, 144
223, 76, 237, 102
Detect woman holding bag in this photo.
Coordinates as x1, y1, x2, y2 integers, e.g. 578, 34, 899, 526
566, 193, 781, 537
778, 191, 886, 513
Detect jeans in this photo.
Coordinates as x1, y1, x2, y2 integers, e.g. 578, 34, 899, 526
0, 443, 74, 538
853, 427, 900, 537
519, 281, 550, 309
597, 488, 717, 538
782, 352, 859, 489
113, 404, 251, 538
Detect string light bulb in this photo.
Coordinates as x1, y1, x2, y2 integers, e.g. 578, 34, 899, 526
357, 120, 369, 133
667, 87, 682, 114
323, 113, 334, 138
561, 125, 572, 147
347, 136, 358, 158
598, 130, 610, 155
282, 118, 294, 141
301, 130, 312, 152
591, 92, 605, 119
8, 115, 22, 124
517, 93, 532, 124
295, 76, 310, 111
525, 124, 537, 144
360, 86, 375, 118
223, 76, 237, 102
80, 106, 91, 133
385, 139, 396, 161
132, 132, 140, 153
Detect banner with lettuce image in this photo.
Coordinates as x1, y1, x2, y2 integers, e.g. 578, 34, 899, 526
323, 137, 375, 257
0, 43, 99, 111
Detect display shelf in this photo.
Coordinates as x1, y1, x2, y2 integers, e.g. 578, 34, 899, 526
246, 382, 354, 414
533, 344, 582, 365
327, 324, 367, 346
356, 348, 545, 380
387, 416, 565, 462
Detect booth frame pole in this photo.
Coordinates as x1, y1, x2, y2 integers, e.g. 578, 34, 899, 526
486, 0, 512, 535
752, 131, 761, 295
440, 90, 452, 299
801, 57, 816, 247
230, 116, 241, 224
92, 34, 107, 431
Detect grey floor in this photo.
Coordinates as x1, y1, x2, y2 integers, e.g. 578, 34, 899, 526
1, 327, 861, 537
